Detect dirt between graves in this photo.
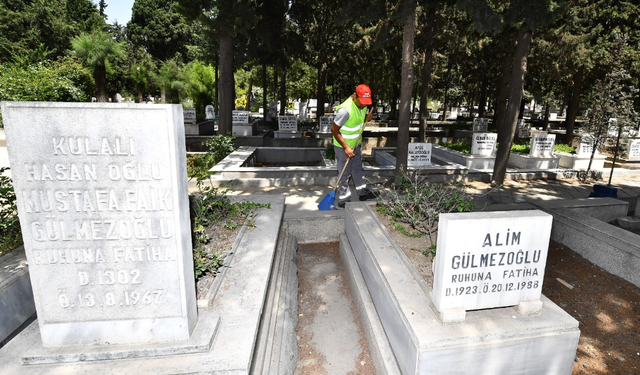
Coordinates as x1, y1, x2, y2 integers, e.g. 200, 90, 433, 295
377, 212, 640, 375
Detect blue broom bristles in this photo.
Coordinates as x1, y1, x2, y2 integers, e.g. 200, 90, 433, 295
318, 190, 336, 210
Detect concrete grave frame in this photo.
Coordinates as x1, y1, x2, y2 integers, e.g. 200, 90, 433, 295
344, 202, 579, 375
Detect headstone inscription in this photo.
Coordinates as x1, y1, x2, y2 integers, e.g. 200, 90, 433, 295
1, 102, 197, 348
471, 133, 497, 156
205, 105, 215, 120
577, 135, 598, 156
629, 139, 640, 160
232, 110, 250, 124
530, 133, 556, 157
472, 118, 488, 132
319, 116, 335, 133
408, 143, 432, 167
278, 115, 298, 131
183, 107, 196, 124
432, 210, 552, 319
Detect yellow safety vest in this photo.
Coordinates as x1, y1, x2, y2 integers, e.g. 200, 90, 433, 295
333, 97, 366, 148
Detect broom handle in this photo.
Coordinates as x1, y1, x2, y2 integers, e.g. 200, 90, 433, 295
333, 109, 370, 192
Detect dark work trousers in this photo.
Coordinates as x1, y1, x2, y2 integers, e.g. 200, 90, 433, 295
334, 145, 368, 204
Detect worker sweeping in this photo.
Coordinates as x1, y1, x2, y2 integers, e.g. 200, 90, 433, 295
331, 84, 377, 208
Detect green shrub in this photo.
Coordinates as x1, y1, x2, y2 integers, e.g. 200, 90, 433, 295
375, 169, 477, 246
187, 133, 236, 181
554, 144, 576, 154
0, 168, 22, 256
439, 142, 471, 154
510, 143, 530, 154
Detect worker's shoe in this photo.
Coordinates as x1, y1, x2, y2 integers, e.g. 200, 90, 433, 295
358, 190, 377, 201
338, 200, 350, 208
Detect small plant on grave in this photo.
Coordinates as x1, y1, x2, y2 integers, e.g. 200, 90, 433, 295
554, 144, 576, 154
324, 144, 335, 160
376, 168, 477, 245
189, 181, 270, 280
187, 133, 236, 181
193, 245, 225, 279
0, 168, 23, 256
510, 143, 531, 154
439, 142, 471, 154
423, 244, 437, 257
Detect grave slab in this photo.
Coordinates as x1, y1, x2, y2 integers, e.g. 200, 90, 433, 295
0, 248, 35, 346
345, 202, 580, 375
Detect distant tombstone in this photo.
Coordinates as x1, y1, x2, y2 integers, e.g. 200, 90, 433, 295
530, 133, 556, 157
628, 139, 640, 160
516, 119, 526, 129
278, 115, 298, 131
471, 133, 497, 156
114, 93, 123, 103
268, 101, 278, 120
91, 97, 97, 103
319, 116, 335, 133
517, 127, 531, 139
577, 135, 598, 156
205, 105, 215, 120
433, 210, 552, 318
472, 118, 488, 132
183, 107, 197, 124
607, 118, 618, 137
408, 143, 432, 167
0, 102, 197, 348
232, 110, 250, 124
299, 102, 308, 119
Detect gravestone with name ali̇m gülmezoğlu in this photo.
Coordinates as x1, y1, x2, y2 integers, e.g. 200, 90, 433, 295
1, 102, 197, 348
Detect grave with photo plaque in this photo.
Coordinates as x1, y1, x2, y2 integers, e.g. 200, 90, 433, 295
408, 143, 432, 167
0, 102, 217, 363
472, 118, 488, 132
471, 132, 497, 157
433, 210, 552, 323
274, 115, 301, 139
205, 105, 215, 120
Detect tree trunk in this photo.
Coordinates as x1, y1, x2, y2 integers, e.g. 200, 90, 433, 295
478, 75, 488, 118
95, 66, 108, 102
262, 62, 267, 124
565, 66, 584, 145
160, 87, 166, 104
442, 59, 452, 122
494, 32, 516, 139
273, 65, 278, 103
396, 2, 416, 173
317, 57, 327, 118
543, 101, 550, 130
218, 33, 234, 135
215, 64, 219, 113
419, 7, 437, 136
492, 30, 532, 184
279, 64, 286, 115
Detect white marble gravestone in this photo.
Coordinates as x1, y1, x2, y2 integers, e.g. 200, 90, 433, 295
433, 210, 552, 321
1, 102, 197, 348
471, 133, 497, 156
472, 118, 488, 132
629, 139, 640, 160
232, 110, 250, 124
183, 107, 196, 124
319, 116, 335, 133
277, 115, 298, 131
577, 135, 598, 156
530, 133, 556, 157
408, 143, 432, 167
205, 105, 215, 120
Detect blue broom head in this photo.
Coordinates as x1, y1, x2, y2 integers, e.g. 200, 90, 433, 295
318, 191, 336, 211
